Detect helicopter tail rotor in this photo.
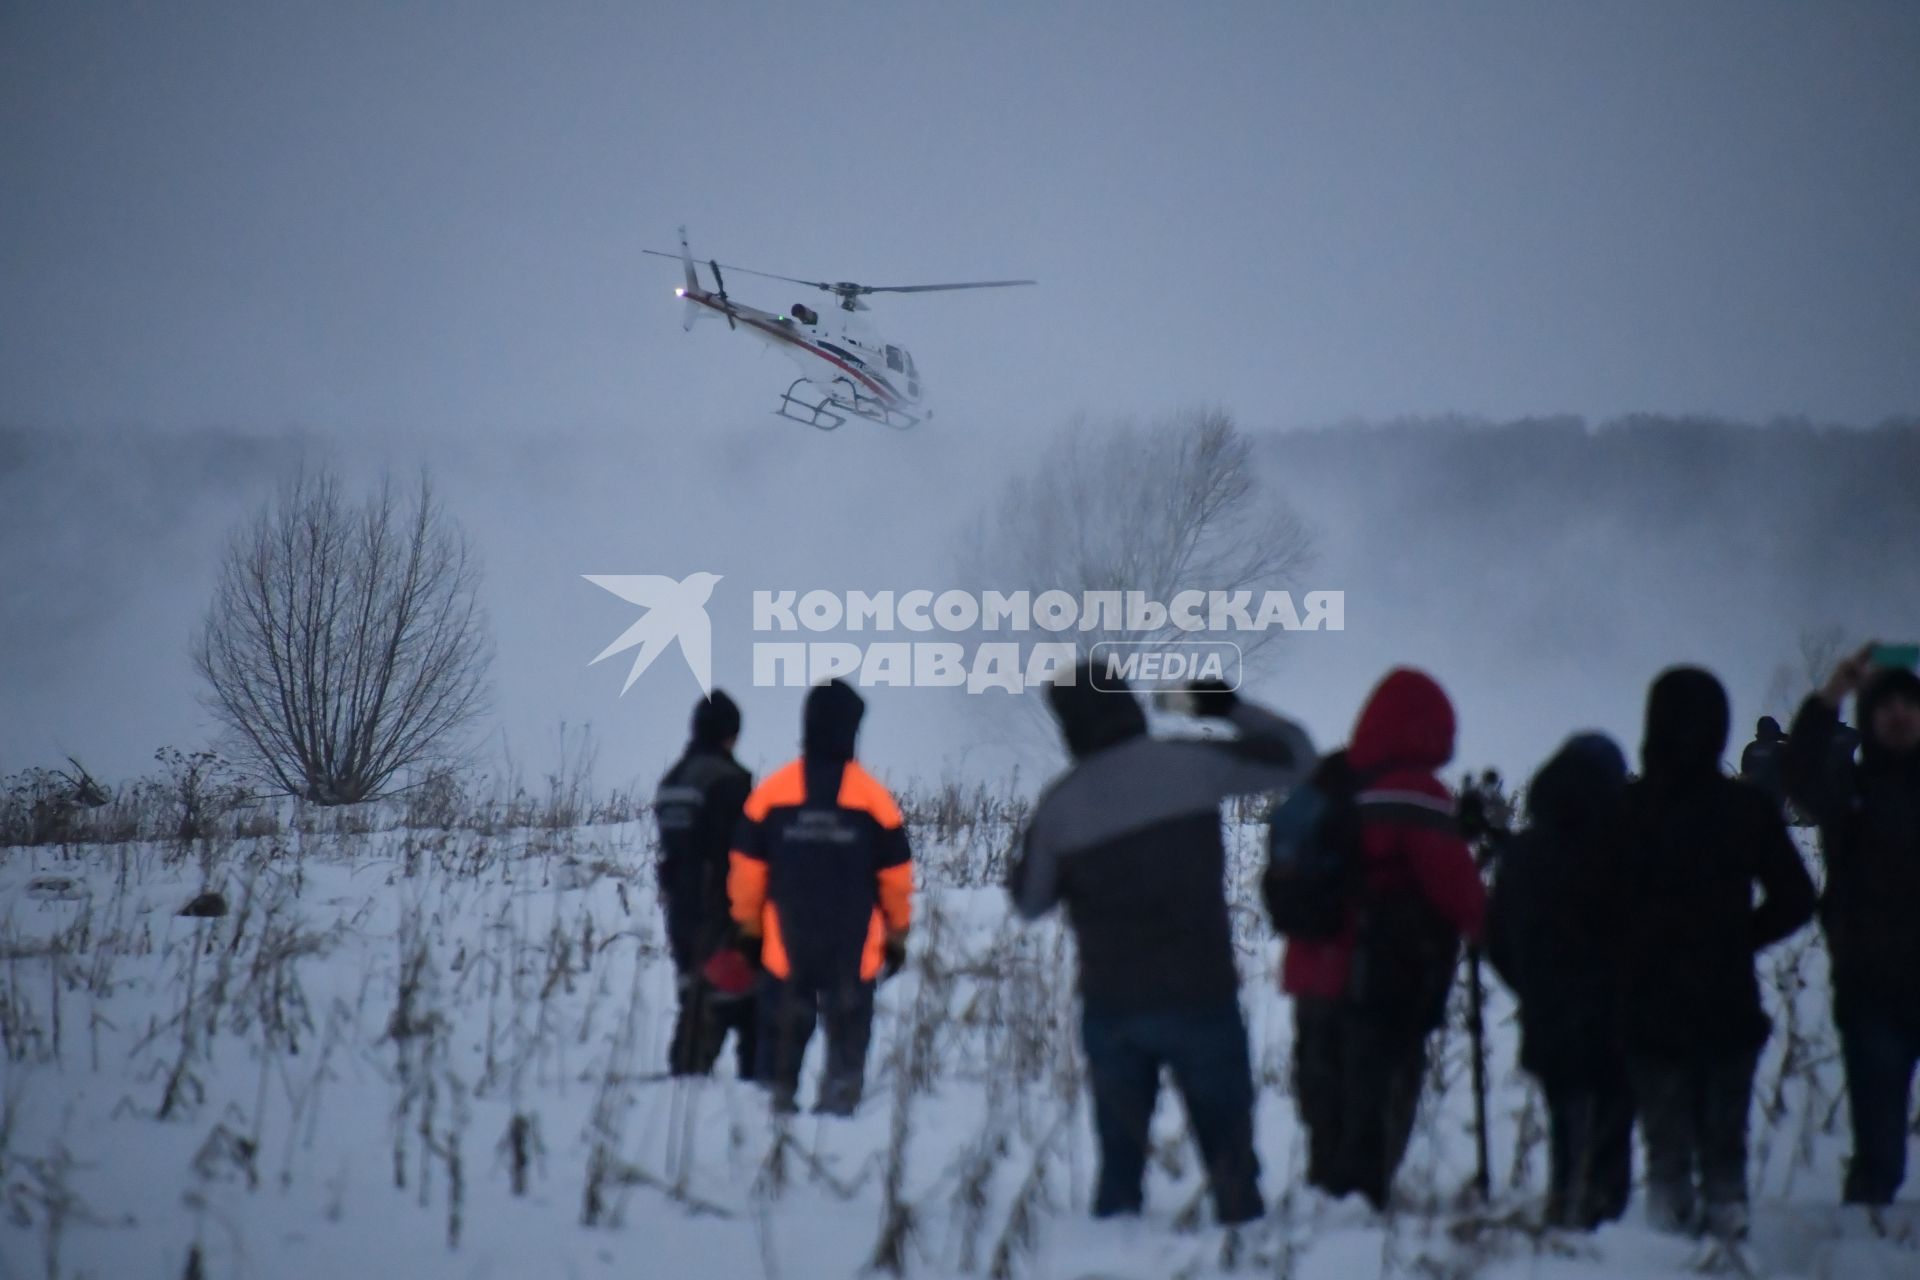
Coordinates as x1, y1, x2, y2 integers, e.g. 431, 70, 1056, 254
708, 260, 738, 330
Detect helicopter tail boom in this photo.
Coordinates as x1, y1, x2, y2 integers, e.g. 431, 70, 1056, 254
669, 226, 708, 331
672, 227, 700, 294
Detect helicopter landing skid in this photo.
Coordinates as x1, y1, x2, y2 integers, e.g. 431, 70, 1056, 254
867, 403, 923, 431
837, 378, 922, 431
775, 379, 923, 431
775, 379, 846, 431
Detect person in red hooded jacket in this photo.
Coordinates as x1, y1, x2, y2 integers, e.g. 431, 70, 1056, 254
1280, 668, 1486, 1209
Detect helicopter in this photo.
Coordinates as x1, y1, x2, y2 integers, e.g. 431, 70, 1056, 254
643, 229, 1034, 431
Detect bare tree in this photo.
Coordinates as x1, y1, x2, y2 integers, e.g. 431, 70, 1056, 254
963, 408, 1314, 742
194, 467, 491, 804
1762, 623, 1852, 720
973, 408, 1312, 644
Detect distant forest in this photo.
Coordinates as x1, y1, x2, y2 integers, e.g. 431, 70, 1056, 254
1258, 414, 1920, 724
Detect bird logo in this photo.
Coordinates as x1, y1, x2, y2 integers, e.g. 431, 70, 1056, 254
583, 572, 723, 694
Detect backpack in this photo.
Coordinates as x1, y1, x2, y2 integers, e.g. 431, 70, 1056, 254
1262, 751, 1368, 939
1263, 751, 1466, 1030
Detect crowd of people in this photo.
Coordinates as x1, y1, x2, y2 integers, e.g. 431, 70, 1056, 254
651, 646, 1920, 1237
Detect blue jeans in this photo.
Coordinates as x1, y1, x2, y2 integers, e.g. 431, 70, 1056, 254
1079, 1000, 1262, 1224
1839, 1010, 1920, 1205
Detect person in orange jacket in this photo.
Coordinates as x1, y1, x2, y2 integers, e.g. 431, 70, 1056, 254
728, 679, 912, 1115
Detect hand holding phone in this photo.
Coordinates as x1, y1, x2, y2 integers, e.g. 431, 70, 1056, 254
1152, 679, 1239, 719
1869, 643, 1920, 671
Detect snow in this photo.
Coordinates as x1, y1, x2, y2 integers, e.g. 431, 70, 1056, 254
1, 811, 1915, 1280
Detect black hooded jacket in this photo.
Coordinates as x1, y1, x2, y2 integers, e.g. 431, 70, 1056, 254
1486, 738, 1631, 1082
1784, 668, 1920, 1023
654, 692, 751, 973
1616, 668, 1815, 1057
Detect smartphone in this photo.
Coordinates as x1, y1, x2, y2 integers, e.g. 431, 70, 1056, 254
1870, 643, 1920, 670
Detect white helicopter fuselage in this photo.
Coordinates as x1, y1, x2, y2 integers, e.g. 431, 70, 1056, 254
678, 283, 925, 427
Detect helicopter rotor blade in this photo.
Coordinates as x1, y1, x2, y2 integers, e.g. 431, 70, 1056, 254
641, 247, 1037, 301
709, 262, 837, 291
852, 279, 1038, 295
641, 248, 834, 293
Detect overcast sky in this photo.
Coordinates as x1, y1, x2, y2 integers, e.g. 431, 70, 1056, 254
4, 4, 1918, 789
5, 2, 1918, 438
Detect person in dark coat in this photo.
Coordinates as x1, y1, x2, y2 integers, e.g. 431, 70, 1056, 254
1009, 667, 1315, 1225
1486, 733, 1634, 1230
654, 691, 756, 1077
728, 680, 913, 1116
1280, 668, 1487, 1211
1618, 667, 1816, 1238
1784, 650, 1920, 1206
1739, 716, 1789, 814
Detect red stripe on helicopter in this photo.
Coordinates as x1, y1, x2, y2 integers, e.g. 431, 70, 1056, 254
689, 294, 901, 405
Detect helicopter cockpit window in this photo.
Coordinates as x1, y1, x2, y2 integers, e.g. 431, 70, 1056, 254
885, 345, 904, 373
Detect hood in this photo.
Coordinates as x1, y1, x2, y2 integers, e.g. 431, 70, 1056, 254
1640, 666, 1729, 781
1858, 666, 1920, 769
1527, 732, 1628, 831
1348, 668, 1456, 773
803, 679, 865, 761
1049, 662, 1148, 759
690, 689, 742, 749
1755, 716, 1782, 741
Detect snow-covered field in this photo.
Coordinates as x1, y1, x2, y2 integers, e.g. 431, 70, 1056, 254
1, 798, 1915, 1280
